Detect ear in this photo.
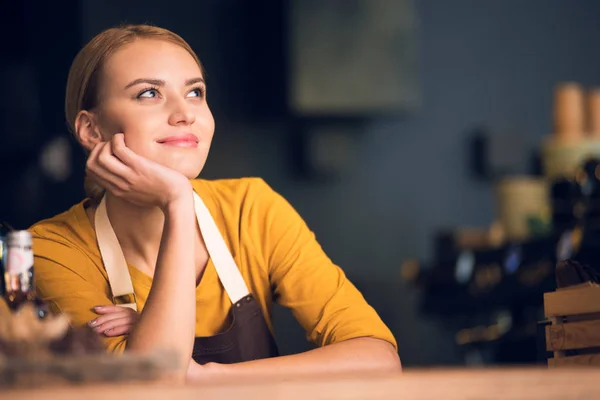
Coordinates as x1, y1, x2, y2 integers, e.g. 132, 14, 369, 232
74, 110, 104, 152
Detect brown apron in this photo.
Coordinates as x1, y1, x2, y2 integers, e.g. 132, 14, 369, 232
95, 191, 279, 364
192, 294, 279, 364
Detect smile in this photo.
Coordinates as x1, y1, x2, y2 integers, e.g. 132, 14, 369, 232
156, 134, 199, 148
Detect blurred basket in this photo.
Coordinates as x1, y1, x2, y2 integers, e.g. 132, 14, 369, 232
541, 138, 600, 181
544, 282, 600, 367
496, 177, 551, 242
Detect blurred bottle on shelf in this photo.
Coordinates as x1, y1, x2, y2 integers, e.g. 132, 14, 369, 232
3, 230, 49, 319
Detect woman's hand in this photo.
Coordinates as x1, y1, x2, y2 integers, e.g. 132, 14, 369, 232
88, 305, 140, 337
85, 133, 192, 210
186, 360, 224, 383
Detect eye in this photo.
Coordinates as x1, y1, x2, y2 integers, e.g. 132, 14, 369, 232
136, 87, 160, 99
187, 86, 205, 98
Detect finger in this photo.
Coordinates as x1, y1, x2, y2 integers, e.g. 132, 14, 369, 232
93, 316, 131, 334
93, 316, 135, 333
96, 139, 131, 178
93, 305, 133, 314
87, 145, 133, 195
85, 168, 126, 196
85, 141, 107, 172
111, 133, 140, 167
95, 139, 115, 170
89, 311, 137, 327
87, 142, 117, 180
103, 324, 134, 337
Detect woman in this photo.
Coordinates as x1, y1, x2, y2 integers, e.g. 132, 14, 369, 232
30, 24, 400, 382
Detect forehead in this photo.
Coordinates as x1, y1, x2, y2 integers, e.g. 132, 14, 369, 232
101, 39, 202, 86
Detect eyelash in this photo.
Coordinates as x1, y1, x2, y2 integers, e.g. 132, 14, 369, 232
135, 86, 206, 99
190, 86, 206, 98
136, 86, 159, 99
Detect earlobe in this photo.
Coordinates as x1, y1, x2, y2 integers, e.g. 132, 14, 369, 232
74, 110, 103, 152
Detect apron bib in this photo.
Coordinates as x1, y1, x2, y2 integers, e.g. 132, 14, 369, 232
94, 192, 278, 364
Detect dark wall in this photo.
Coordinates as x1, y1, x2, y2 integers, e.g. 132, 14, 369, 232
0, 0, 84, 228
2, 0, 600, 365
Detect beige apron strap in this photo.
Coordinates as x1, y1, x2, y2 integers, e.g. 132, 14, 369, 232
95, 190, 249, 311
95, 197, 137, 310
193, 192, 249, 304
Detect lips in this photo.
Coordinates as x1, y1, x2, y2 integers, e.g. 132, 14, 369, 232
156, 133, 199, 148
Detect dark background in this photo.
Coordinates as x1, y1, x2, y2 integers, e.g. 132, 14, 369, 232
2, 0, 600, 366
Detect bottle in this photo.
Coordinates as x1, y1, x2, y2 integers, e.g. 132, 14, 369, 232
0, 225, 8, 297
3, 230, 48, 318
0, 221, 13, 314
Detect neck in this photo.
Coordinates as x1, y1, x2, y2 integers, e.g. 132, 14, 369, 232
87, 192, 209, 279
104, 194, 167, 274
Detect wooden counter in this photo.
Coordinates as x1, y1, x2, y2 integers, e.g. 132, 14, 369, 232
2, 367, 600, 400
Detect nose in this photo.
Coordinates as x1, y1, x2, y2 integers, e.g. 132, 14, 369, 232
167, 97, 196, 126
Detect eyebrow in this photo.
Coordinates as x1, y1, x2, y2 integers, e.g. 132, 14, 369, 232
124, 77, 205, 90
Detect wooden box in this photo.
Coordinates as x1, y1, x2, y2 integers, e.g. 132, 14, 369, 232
544, 282, 600, 367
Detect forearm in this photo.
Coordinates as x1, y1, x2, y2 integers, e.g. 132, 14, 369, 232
196, 338, 401, 381
126, 195, 197, 368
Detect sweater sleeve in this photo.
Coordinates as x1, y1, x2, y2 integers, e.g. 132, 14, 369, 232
247, 179, 397, 349
32, 231, 128, 353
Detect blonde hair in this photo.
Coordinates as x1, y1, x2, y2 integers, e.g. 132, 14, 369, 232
65, 24, 205, 203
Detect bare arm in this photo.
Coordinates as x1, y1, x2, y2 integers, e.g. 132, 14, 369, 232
125, 196, 197, 368
189, 338, 400, 382
86, 134, 198, 376
218, 179, 401, 379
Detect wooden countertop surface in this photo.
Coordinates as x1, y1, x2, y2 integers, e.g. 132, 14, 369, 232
3, 367, 600, 400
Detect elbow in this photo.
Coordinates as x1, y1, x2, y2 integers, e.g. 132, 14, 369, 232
354, 338, 402, 373
379, 342, 402, 372
388, 352, 402, 372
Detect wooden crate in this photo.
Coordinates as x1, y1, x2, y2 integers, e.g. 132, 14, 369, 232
544, 282, 600, 367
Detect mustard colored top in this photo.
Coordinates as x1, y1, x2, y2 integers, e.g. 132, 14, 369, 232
30, 178, 396, 353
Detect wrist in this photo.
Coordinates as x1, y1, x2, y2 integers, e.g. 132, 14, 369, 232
162, 182, 194, 214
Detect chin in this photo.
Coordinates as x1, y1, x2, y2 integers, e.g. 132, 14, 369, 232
154, 152, 208, 179
184, 168, 203, 180
152, 159, 202, 179
176, 163, 205, 180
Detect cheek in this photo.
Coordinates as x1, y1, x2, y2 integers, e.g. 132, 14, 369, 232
123, 134, 155, 157
198, 108, 215, 141
96, 107, 136, 139
99, 109, 158, 153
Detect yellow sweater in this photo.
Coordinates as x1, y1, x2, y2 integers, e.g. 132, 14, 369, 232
30, 178, 396, 353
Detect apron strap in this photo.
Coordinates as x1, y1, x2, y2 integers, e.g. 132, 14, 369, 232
95, 197, 137, 310
193, 192, 249, 304
94, 190, 250, 310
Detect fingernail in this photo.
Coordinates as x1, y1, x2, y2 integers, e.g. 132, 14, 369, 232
94, 306, 104, 311
88, 319, 97, 326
